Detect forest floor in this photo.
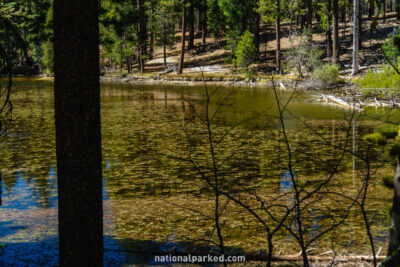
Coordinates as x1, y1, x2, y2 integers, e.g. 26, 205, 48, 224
105, 12, 398, 82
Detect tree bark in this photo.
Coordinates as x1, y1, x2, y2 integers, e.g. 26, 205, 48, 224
369, 0, 375, 18
352, 0, 359, 75
137, 0, 145, 73
149, 0, 155, 60
53, 0, 103, 266
202, 0, 207, 44
326, 0, 333, 57
358, 0, 363, 49
197, 9, 201, 33
306, 0, 313, 30
127, 55, 131, 73
178, 1, 187, 74
276, 0, 281, 73
3, 20, 32, 67
163, 19, 167, 65
255, 12, 261, 57
383, 0, 386, 22
188, 0, 195, 50
332, 0, 340, 64
289, 0, 295, 39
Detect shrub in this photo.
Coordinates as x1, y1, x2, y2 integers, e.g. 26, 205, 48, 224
379, 125, 399, 139
42, 41, 54, 75
232, 30, 257, 77
312, 64, 340, 86
284, 30, 323, 78
364, 133, 387, 146
390, 143, 400, 157
355, 68, 400, 89
383, 175, 394, 189
382, 31, 400, 67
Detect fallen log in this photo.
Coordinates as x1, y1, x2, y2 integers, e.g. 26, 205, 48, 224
160, 64, 178, 76
323, 94, 363, 112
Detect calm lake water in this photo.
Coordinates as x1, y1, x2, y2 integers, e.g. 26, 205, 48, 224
0, 79, 397, 266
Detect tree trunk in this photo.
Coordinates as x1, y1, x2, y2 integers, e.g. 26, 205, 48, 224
163, 43, 167, 65
3, 20, 33, 66
358, 0, 363, 49
255, 12, 261, 57
369, 0, 375, 18
289, 0, 295, 39
137, 0, 145, 73
163, 20, 167, 66
349, 0, 353, 21
188, 0, 195, 50
202, 0, 207, 44
387, 158, 400, 266
197, 9, 201, 33
326, 0, 333, 57
333, 0, 340, 64
352, 0, 359, 75
383, 0, 386, 22
53, 0, 103, 266
149, 0, 154, 60
127, 56, 131, 73
276, 0, 281, 73
178, 1, 187, 74
306, 0, 313, 30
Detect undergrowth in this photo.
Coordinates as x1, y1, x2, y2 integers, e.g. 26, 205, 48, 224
355, 68, 400, 89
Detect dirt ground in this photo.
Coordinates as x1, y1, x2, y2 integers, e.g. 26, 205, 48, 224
139, 12, 398, 76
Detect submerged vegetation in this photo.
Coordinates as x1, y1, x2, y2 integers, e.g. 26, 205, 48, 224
1, 81, 400, 265
4, 0, 400, 266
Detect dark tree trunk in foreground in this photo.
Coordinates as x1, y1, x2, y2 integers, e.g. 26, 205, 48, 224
178, 0, 187, 74
387, 159, 400, 266
332, 0, 340, 64
53, 0, 103, 266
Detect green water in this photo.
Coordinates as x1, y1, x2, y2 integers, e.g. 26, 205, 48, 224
0, 79, 396, 265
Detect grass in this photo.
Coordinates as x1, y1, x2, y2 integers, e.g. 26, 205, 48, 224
355, 67, 400, 89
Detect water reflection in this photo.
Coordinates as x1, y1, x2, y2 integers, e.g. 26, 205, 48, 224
1, 169, 57, 210
0, 80, 396, 265
0, 173, 2, 206
353, 121, 357, 173
280, 171, 293, 192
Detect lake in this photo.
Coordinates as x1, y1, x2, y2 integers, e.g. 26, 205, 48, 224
0, 79, 396, 266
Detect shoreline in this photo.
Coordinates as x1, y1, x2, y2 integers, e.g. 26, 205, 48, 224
98, 74, 353, 90
11, 74, 399, 110
8, 73, 353, 90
